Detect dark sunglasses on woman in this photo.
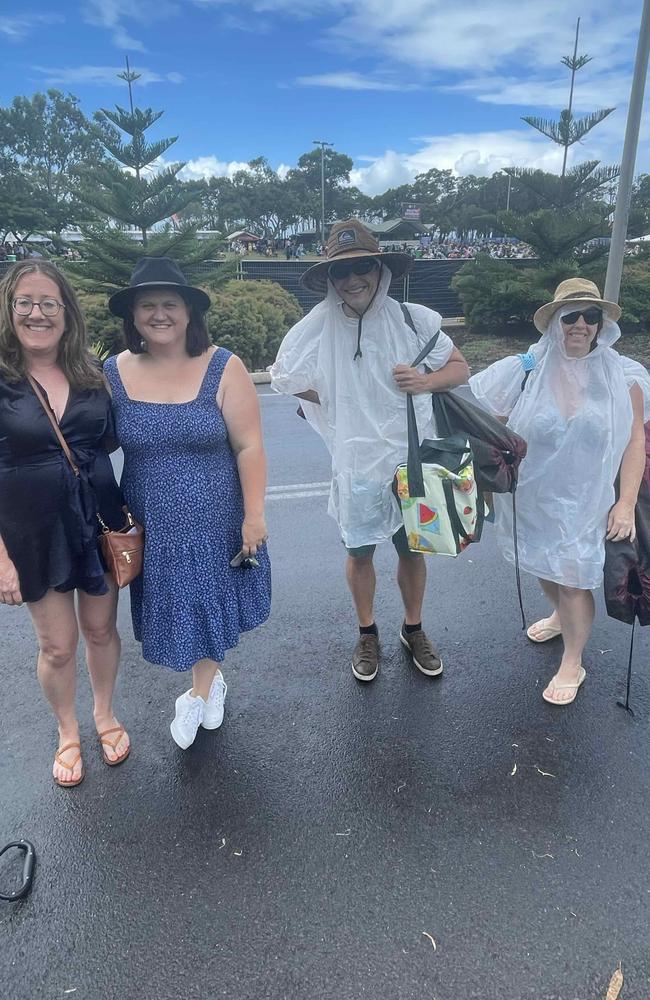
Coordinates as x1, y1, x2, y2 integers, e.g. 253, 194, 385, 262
560, 307, 603, 326
328, 258, 380, 281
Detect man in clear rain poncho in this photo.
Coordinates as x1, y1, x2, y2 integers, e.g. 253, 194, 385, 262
269, 219, 470, 682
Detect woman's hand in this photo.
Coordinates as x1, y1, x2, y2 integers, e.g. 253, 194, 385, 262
0, 556, 22, 605
242, 515, 268, 557
606, 500, 636, 542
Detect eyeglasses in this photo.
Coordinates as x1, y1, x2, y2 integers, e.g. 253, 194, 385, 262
560, 307, 602, 326
328, 258, 379, 281
12, 296, 65, 317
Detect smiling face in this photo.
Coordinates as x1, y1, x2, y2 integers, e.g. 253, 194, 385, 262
559, 305, 602, 357
11, 272, 66, 360
330, 259, 381, 316
133, 288, 191, 349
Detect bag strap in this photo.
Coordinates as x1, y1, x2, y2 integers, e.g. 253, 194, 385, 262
27, 374, 79, 477
400, 303, 441, 367
401, 303, 441, 498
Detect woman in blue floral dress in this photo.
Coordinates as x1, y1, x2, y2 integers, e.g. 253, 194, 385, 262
105, 258, 271, 749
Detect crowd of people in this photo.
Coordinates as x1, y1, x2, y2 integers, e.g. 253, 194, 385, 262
383, 239, 537, 260
0, 242, 82, 263
0, 216, 648, 790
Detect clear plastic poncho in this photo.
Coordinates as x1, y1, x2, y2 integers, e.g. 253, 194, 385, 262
269, 265, 454, 547
469, 311, 650, 589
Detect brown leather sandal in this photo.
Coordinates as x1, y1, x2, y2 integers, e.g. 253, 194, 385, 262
54, 742, 85, 788
98, 725, 131, 766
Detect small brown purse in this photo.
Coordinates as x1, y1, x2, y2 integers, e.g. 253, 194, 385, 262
97, 509, 144, 588
27, 374, 144, 588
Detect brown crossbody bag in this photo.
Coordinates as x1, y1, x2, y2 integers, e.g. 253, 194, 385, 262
27, 375, 144, 588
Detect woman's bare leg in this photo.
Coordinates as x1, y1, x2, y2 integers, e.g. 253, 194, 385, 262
544, 585, 595, 704
527, 578, 561, 639
28, 589, 82, 783
78, 578, 129, 761
191, 658, 222, 700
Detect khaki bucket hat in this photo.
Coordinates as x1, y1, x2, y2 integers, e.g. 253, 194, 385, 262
301, 218, 412, 295
533, 277, 621, 332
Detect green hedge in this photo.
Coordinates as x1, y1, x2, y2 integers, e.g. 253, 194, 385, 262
75, 278, 302, 371
451, 254, 650, 335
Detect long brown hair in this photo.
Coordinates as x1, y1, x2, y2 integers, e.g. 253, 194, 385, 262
0, 261, 104, 389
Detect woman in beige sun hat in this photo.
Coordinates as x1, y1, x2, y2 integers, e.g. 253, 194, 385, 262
470, 277, 650, 707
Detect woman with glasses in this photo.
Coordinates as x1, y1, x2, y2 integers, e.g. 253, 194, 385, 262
470, 278, 650, 705
0, 261, 129, 785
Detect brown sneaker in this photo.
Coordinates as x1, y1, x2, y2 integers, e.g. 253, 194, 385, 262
399, 626, 443, 677
352, 633, 379, 682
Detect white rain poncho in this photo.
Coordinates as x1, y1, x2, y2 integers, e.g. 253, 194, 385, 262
469, 311, 650, 589
269, 265, 454, 547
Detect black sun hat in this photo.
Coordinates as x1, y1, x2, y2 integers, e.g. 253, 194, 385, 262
301, 218, 412, 295
108, 257, 211, 318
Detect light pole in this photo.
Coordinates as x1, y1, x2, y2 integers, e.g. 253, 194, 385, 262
605, 0, 650, 302
313, 140, 333, 246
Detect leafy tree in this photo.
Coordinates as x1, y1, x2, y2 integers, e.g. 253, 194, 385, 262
76, 60, 203, 245
72, 59, 226, 293
0, 89, 105, 237
522, 18, 614, 179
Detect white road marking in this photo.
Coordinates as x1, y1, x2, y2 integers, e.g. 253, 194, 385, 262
266, 480, 330, 501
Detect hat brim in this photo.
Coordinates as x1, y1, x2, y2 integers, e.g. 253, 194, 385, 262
301, 251, 413, 295
108, 281, 211, 318
534, 295, 621, 332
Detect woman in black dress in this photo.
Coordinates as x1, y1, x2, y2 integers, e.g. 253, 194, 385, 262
0, 261, 130, 786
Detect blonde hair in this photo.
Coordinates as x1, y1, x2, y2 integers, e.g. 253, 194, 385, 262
0, 261, 104, 388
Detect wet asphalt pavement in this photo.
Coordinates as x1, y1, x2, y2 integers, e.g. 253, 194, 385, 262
2, 387, 650, 1000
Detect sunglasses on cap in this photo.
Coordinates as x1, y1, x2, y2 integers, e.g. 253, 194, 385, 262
328, 258, 380, 281
560, 307, 603, 326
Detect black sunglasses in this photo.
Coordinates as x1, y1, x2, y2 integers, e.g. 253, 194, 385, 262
328, 258, 379, 281
560, 307, 603, 326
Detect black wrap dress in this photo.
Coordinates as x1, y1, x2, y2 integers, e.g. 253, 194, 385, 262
0, 375, 124, 603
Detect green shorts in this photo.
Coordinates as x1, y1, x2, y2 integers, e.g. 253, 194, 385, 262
345, 526, 413, 559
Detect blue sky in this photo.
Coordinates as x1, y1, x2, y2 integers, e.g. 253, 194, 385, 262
1, 0, 649, 195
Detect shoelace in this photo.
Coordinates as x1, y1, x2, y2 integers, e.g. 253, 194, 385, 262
181, 699, 203, 725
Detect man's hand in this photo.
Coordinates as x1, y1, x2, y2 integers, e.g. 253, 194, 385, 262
393, 365, 432, 394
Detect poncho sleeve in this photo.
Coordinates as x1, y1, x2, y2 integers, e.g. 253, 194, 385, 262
404, 303, 454, 370
268, 306, 326, 396
620, 356, 650, 422
468, 355, 525, 418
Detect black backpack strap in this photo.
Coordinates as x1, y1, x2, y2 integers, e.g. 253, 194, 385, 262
400, 303, 440, 366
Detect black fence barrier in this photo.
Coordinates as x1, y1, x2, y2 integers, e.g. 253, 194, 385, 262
0, 257, 535, 318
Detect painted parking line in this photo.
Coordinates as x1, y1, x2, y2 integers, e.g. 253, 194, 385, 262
266, 481, 330, 501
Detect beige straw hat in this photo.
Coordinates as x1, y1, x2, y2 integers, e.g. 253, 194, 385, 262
533, 277, 621, 332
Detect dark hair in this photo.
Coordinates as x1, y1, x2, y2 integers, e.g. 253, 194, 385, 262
122, 289, 210, 356
0, 260, 104, 388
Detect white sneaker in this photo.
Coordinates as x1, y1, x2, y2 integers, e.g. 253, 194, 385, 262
201, 671, 228, 730
170, 690, 205, 749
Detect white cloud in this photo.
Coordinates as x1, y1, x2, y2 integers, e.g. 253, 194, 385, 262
190, 0, 642, 113
349, 130, 569, 195
83, 0, 179, 52
33, 65, 185, 87
295, 71, 421, 91
178, 156, 253, 180
0, 13, 63, 41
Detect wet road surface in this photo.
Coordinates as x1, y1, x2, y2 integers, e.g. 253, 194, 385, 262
1, 388, 650, 1000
